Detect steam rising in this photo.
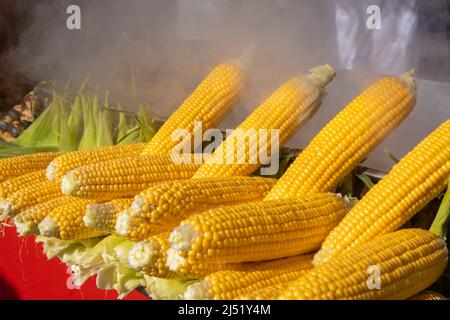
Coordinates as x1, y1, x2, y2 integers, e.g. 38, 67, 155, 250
8, 0, 450, 170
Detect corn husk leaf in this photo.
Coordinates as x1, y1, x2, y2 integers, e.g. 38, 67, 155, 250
143, 275, 199, 300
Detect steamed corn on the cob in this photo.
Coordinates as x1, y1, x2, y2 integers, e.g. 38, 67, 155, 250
193, 64, 335, 178
0, 180, 61, 217
140, 51, 250, 156
167, 193, 348, 271
38, 197, 104, 240
184, 254, 313, 300
279, 229, 448, 300
314, 119, 450, 266
265, 70, 416, 200
83, 198, 134, 233
115, 176, 277, 240
0, 170, 46, 200
46, 143, 146, 182
0, 152, 61, 182
60, 154, 201, 201
13, 196, 77, 236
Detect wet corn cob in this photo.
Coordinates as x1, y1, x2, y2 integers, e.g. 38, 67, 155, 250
279, 229, 448, 300
45, 143, 146, 182
0, 152, 61, 183
408, 291, 447, 300
0, 180, 61, 217
184, 254, 313, 300
115, 176, 277, 240
239, 282, 291, 300
166, 193, 348, 271
128, 232, 177, 278
314, 119, 450, 266
193, 65, 335, 178
38, 197, 104, 240
60, 154, 201, 201
264, 70, 416, 201
140, 51, 250, 156
129, 232, 238, 278
13, 196, 77, 236
0, 170, 46, 200
83, 198, 133, 233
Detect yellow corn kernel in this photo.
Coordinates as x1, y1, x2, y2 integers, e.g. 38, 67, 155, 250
46, 143, 146, 182
279, 229, 448, 300
166, 193, 348, 271
116, 176, 277, 240
0, 170, 46, 200
129, 232, 238, 279
38, 197, 104, 240
314, 119, 450, 266
184, 254, 313, 300
408, 291, 447, 300
0, 181, 61, 217
239, 282, 291, 300
193, 65, 335, 178
83, 198, 133, 233
13, 196, 76, 236
0, 152, 61, 183
265, 70, 416, 200
60, 154, 201, 201
140, 50, 251, 156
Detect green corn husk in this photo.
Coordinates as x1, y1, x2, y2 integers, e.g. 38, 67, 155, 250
116, 109, 128, 144
78, 94, 97, 150
136, 105, 157, 142
65, 95, 83, 150
14, 91, 62, 148
143, 276, 199, 300
96, 91, 114, 147
430, 178, 450, 239
117, 105, 157, 145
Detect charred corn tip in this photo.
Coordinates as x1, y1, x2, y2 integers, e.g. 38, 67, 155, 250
184, 280, 213, 300
61, 171, 79, 195
0, 199, 15, 217
128, 241, 158, 270
166, 247, 186, 271
82, 204, 99, 229
131, 196, 146, 214
38, 217, 60, 238
115, 210, 131, 236
168, 224, 197, 251
399, 68, 416, 97
13, 216, 34, 236
307, 64, 336, 87
45, 162, 57, 182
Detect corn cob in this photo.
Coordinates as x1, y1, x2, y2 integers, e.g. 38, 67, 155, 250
408, 291, 447, 300
116, 176, 277, 240
314, 119, 450, 266
38, 197, 104, 240
0, 170, 46, 200
0, 180, 61, 217
166, 193, 348, 271
140, 50, 250, 156
184, 254, 313, 300
279, 229, 448, 300
83, 198, 133, 233
239, 282, 291, 300
129, 232, 238, 278
60, 154, 201, 201
264, 70, 416, 201
13, 196, 76, 236
0, 152, 61, 182
46, 143, 146, 182
193, 65, 335, 178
